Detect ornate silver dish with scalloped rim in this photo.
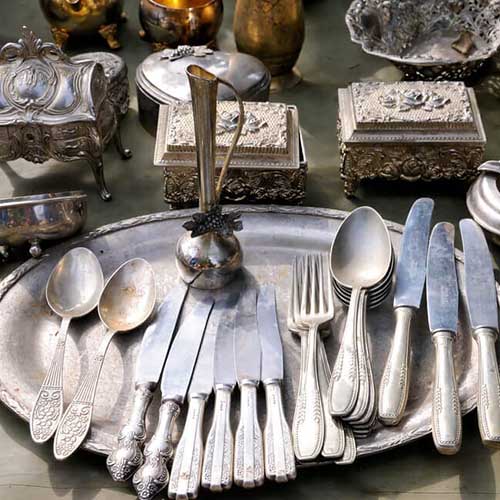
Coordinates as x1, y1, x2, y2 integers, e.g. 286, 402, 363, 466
346, 0, 500, 80
0, 206, 481, 463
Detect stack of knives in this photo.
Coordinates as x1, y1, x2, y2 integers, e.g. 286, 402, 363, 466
106, 283, 296, 499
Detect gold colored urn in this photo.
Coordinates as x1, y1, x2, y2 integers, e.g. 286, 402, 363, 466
39, 0, 127, 49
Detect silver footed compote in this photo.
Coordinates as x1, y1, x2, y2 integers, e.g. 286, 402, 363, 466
53, 258, 156, 460
30, 247, 104, 444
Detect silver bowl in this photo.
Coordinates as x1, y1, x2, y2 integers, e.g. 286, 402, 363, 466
0, 191, 87, 259
345, 0, 500, 81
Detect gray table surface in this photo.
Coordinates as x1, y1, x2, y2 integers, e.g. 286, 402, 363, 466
1, 0, 500, 498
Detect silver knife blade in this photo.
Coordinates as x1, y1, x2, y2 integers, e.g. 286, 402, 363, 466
393, 198, 434, 309
235, 287, 261, 383
426, 222, 459, 334
213, 295, 239, 387
188, 299, 230, 396
460, 219, 499, 331
161, 299, 214, 401
257, 284, 283, 382
135, 283, 188, 386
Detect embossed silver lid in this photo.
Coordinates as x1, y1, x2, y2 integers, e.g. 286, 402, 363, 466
136, 46, 271, 134
339, 81, 486, 144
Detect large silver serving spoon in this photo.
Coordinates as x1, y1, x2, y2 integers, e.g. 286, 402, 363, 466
30, 247, 104, 444
53, 258, 156, 460
328, 207, 392, 417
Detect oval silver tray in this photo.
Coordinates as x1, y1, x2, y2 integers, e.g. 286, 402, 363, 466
0, 206, 480, 463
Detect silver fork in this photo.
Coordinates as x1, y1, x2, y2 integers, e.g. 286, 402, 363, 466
290, 254, 334, 460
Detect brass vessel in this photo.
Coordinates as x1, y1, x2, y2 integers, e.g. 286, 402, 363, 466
39, 0, 126, 49
139, 0, 223, 51
175, 65, 244, 289
233, 0, 305, 76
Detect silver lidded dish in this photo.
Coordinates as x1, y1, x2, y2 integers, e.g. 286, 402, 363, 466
136, 45, 271, 134
345, 0, 500, 80
0, 191, 87, 259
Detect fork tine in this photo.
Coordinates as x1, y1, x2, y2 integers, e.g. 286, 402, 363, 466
301, 255, 310, 318
288, 258, 297, 330
324, 255, 335, 314
317, 254, 325, 315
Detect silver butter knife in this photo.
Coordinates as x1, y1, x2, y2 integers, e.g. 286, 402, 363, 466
234, 287, 264, 488
201, 295, 239, 492
460, 218, 500, 448
133, 298, 214, 500
168, 299, 224, 499
257, 285, 296, 483
426, 222, 461, 455
107, 283, 188, 482
379, 198, 434, 426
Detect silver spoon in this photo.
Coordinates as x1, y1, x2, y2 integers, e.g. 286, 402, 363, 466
53, 258, 156, 460
30, 247, 104, 444
328, 207, 392, 417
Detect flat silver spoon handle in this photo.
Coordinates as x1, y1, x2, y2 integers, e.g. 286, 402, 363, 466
378, 306, 413, 426
133, 399, 180, 500
263, 380, 296, 482
53, 329, 116, 460
432, 330, 461, 455
318, 338, 345, 458
475, 328, 500, 448
106, 383, 155, 481
329, 288, 361, 416
201, 385, 233, 492
168, 394, 207, 499
30, 316, 71, 444
234, 380, 264, 488
292, 325, 324, 461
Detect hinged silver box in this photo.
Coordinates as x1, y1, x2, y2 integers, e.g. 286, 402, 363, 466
154, 101, 307, 207
338, 81, 486, 196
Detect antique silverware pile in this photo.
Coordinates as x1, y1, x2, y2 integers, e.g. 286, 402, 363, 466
328, 207, 394, 438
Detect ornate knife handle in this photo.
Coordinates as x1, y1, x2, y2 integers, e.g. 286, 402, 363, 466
133, 399, 180, 500
53, 329, 115, 460
292, 326, 324, 461
329, 289, 361, 417
432, 331, 462, 455
168, 394, 207, 499
106, 383, 155, 482
31, 317, 71, 443
475, 328, 500, 448
318, 339, 345, 458
201, 385, 233, 492
378, 307, 413, 426
263, 380, 296, 482
234, 380, 264, 488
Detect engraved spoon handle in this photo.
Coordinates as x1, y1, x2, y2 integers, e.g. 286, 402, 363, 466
168, 394, 207, 499
476, 328, 500, 448
201, 385, 233, 492
378, 306, 413, 426
318, 338, 345, 458
106, 383, 155, 481
30, 316, 71, 443
133, 399, 180, 500
329, 288, 361, 416
263, 380, 296, 482
292, 324, 324, 461
432, 330, 462, 455
234, 381, 264, 488
53, 329, 116, 460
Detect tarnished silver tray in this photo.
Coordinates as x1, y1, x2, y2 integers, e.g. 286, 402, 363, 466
0, 206, 481, 463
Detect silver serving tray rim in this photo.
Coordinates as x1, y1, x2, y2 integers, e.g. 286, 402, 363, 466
0, 205, 484, 464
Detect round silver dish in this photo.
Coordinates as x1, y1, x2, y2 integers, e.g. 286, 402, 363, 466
467, 161, 500, 245
345, 0, 500, 80
0, 191, 87, 258
136, 48, 271, 134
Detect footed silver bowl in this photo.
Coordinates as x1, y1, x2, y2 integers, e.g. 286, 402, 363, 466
346, 0, 500, 80
0, 191, 87, 259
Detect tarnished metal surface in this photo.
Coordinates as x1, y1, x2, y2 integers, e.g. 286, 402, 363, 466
0, 206, 481, 463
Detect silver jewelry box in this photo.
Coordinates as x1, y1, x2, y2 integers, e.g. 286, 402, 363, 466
338, 81, 486, 196
154, 101, 307, 207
